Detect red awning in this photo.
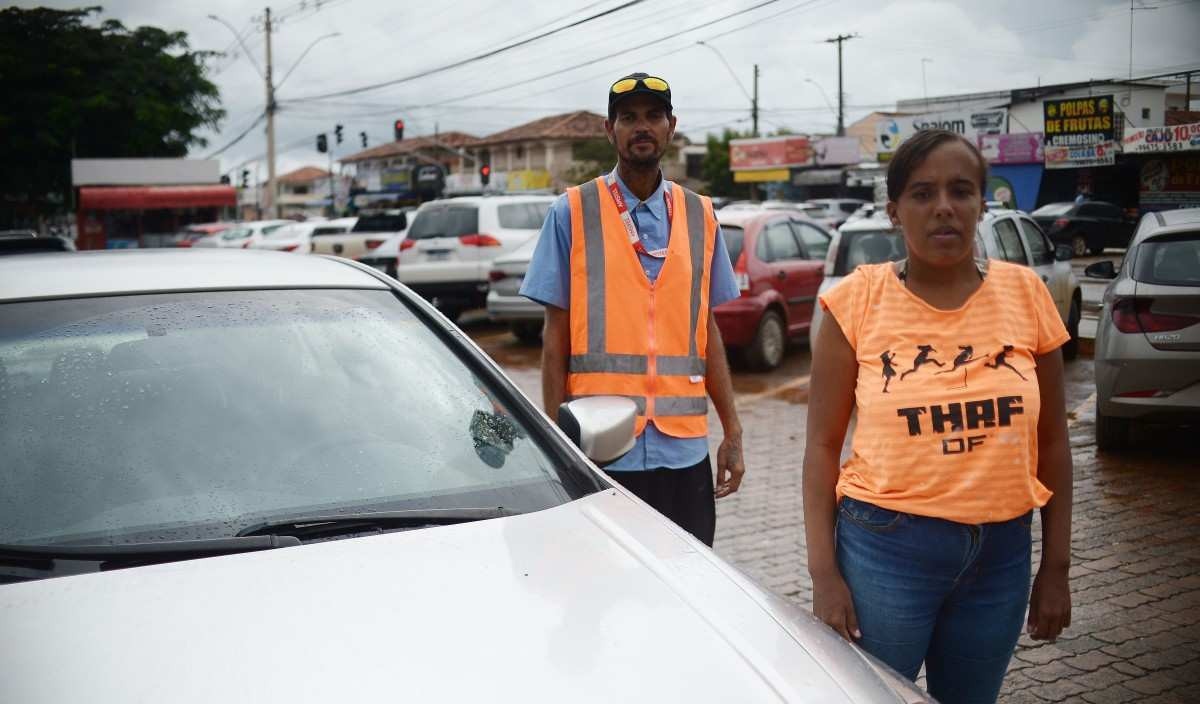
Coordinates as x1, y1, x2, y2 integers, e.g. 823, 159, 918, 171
78, 185, 237, 211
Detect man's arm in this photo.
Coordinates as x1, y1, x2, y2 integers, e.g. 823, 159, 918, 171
542, 305, 570, 422
705, 312, 743, 497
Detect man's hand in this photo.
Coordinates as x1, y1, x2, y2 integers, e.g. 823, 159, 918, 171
714, 432, 744, 498
1028, 565, 1071, 641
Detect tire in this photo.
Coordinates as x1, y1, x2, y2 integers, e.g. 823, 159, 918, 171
1062, 296, 1081, 361
746, 310, 786, 371
510, 320, 542, 343
1095, 401, 1130, 452
1071, 234, 1089, 258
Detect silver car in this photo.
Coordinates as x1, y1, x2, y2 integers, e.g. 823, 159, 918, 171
1087, 208, 1200, 451
486, 234, 544, 342
0, 249, 930, 703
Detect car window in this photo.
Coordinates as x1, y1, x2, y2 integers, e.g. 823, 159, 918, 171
1018, 219, 1054, 265
498, 202, 551, 230
838, 202, 860, 214
1133, 234, 1200, 286
0, 289, 590, 548
834, 230, 906, 275
791, 221, 830, 260
1078, 203, 1105, 218
352, 213, 407, 233
261, 223, 287, 236
408, 206, 480, 240
763, 221, 802, 261
220, 227, 252, 241
992, 218, 1027, 264
312, 226, 349, 236
722, 225, 745, 266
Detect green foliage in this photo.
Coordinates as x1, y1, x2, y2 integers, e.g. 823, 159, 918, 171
566, 138, 616, 184
0, 6, 225, 216
702, 128, 753, 198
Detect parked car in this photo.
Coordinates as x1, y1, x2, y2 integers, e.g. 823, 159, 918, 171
713, 209, 832, 370
0, 231, 76, 254
251, 218, 355, 254
486, 235, 544, 342
805, 198, 870, 230
1086, 208, 1200, 451
175, 222, 233, 248
395, 195, 554, 321
193, 219, 293, 249
811, 210, 1082, 360
312, 209, 413, 261
0, 249, 931, 704
1031, 200, 1136, 257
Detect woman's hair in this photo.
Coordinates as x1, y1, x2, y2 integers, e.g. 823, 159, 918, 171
886, 129, 988, 202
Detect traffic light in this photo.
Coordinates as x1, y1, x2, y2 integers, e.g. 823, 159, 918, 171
479, 164, 491, 186
359, 131, 367, 148
317, 133, 328, 153
241, 169, 250, 188
220, 174, 231, 185
335, 124, 344, 145
393, 119, 405, 141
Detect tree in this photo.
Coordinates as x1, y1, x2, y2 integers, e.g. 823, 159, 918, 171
0, 7, 225, 223
566, 138, 616, 185
702, 128, 755, 198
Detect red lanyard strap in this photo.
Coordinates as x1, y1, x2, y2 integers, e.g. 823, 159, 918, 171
605, 172, 673, 259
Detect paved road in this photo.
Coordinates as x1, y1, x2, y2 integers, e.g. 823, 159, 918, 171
467, 313, 1199, 703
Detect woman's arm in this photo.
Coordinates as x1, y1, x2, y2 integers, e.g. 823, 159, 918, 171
803, 313, 860, 640
1029, 348, 1073, 640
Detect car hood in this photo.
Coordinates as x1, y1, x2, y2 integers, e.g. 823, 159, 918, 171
0, 490, 897, 703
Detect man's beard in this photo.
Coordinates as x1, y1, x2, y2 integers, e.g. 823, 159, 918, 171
623, 143, 662, 168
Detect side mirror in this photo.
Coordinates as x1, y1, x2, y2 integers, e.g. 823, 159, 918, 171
1054, 244, 1073, 262
556, 396, 637, 465
1084, 260, 1117, 280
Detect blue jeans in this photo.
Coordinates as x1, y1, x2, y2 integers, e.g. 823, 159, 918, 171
836, 497, 1032, 704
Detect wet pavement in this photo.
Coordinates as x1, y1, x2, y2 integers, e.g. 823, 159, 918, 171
466, 312, 1199, 703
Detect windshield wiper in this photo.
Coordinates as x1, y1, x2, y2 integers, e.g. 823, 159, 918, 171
0, 535, 301, 562
235, 507, 514, 540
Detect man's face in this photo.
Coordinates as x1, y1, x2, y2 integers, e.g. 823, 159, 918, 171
605, 94, 676, 168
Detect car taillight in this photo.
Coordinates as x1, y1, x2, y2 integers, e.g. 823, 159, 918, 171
366, 239, 385, 250
1111, 298, 1200, 334
459, 233, 502, 247
282, 244, 299, 252
400, 239, 416, 251
488, 269, 506, 282
1053, 218, 1069, 229
242, 240, 252, 249
734, 252, 750, 294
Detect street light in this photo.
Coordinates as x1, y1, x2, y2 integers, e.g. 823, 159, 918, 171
275, 32, 342, 91
207, 14, 264, 78
804, 78, 837, 117
696, 41, 757, 136
921, 58, 934, 106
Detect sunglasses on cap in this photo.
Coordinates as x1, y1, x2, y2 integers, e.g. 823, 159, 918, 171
610, 75, 670, 94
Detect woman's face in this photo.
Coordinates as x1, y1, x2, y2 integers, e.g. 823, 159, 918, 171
886, 140, 985, 268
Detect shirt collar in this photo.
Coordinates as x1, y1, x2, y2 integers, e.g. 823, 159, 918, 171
610, 167, 669, 222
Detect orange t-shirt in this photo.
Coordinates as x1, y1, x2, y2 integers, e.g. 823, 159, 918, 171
818, 260, 1070, 524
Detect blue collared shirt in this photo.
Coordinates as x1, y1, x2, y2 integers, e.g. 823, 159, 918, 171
519, 169, 740, 471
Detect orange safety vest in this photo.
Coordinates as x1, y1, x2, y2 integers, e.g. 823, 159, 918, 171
565, 176, 718, 438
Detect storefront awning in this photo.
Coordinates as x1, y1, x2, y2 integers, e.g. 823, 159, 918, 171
79, 185, 237, 211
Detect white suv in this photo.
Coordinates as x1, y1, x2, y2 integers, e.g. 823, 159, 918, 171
395, 195, 554, 320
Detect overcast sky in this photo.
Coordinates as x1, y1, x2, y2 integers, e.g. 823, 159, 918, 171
20, 0, 1200, 176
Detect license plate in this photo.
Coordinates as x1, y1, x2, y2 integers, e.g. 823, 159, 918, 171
424, 250, 451, 262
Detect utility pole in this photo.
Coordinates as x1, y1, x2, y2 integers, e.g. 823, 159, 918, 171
826, 33, 857, 136
752, 64, 760, 137
264, 7, 278, 218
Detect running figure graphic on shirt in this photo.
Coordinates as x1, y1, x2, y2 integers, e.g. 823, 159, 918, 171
935, 344, 991, 389
880, 351, 898, 393
985, 344, 1028, 380
900, 345, 945, 380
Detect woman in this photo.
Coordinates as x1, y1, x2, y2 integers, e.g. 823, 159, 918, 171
802, 129, 1072, 704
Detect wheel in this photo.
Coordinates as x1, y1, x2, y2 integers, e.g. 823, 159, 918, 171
1071, 234, 1089, 258
1062, 297, 1081, 361
746, 310, 786, 371
510, 320, 542, 343
1095, 401, 1130, 452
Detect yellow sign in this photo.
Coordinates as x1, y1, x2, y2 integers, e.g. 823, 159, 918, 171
733, 168, 790, 183
507, 169, 552, 191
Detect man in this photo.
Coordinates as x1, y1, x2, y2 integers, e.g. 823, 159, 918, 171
519, 72, 745, 546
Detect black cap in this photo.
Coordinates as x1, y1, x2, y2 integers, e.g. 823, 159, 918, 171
607, 72, 672, 118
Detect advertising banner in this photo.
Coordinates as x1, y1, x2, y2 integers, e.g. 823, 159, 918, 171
1123, 121, 1200, 154
1043, 95, 1114, 148
1140, 156, 1200, 208
875, 108, 1008, 156
978, 133, 1044, 164
1045, 141, 1117, 169
730, 136, 813, 170
813, 136, 861, 165
506, 169, 553, 191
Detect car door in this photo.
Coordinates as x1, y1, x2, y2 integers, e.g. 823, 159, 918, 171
1018, 216, 1071, 319
990, 216, 1029, 268
759, 218, 811, 334
788, 220, 831, 329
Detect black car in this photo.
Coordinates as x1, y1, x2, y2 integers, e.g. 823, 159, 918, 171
1031, 201, 1136, 257
0, 231, 76, 254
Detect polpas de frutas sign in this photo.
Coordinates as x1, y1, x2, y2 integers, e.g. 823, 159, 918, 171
1123, 122, 1200, 154
875, 108, 1008, 157
1042, 94, 1116, 169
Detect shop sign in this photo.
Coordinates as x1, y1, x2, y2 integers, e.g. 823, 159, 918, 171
730, 136, 813, 170
507, 169, 552, 191
1045, 141, 1117, 169
876, 108, 1008, 155
1043, 95, 1114, 148
1123, 122, 1200, 154
381, 168, 413, 193
812, 137, 861, 165
977, 133, 1044, 164
1140, 156, 1200, 207
734, 168, 791, 183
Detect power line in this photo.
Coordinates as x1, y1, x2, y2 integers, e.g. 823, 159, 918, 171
205, 112, 267, 158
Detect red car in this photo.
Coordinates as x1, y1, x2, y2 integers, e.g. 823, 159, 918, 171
714, 210, 831, 370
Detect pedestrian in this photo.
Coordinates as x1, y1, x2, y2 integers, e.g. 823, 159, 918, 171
802, 128, 1073, 704
519, 72, 745, 546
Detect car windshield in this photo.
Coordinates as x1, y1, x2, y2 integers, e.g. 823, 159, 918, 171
407, 206, 480, 240
220, 227, 252, 240
352, 214, 407, 233
498, 202, 551, 229
0, 289, 590, 547
265, 224, 303, 240
1032, 203, 1073, 217
834, 229, 906, 276
722, 225, 745, 264
1133, 234, 1200, 286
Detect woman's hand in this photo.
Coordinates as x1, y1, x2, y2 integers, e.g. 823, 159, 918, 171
812, 570, 862, 642
1027, 565, 1071, 641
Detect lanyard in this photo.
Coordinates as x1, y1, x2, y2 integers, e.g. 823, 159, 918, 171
605, 172, 673, 259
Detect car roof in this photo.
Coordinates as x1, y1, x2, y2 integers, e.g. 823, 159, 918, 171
1135, 207, 1200, 244
838, 217, 899, 234
0, 250, 387, 302
1148, 207, 1200, 227
428, 195, 556, 207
